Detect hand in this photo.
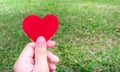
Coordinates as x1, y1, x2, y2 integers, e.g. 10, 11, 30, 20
14, 36, 60, 72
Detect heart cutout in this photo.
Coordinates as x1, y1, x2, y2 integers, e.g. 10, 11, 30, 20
22, 14, 59, 42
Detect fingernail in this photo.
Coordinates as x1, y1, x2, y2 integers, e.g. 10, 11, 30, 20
36, 36, 46, 47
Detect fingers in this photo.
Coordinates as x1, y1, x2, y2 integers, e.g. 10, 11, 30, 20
14, 42, 35, 72
19, 42, 35, 58
47, 51, 60, 72
47, 51, 60, 63
35, 36, 47, 63
47, 41, 56, 48
48, 63, 56, 72
30, 40, 56, 48
33, 36, 49, 72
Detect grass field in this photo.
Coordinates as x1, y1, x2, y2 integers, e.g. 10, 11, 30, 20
0, 0, 120, 72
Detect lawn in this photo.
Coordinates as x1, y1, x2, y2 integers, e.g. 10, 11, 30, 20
0, 0, 120, 72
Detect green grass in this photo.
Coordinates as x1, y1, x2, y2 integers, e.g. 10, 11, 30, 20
0, 0, 120, 72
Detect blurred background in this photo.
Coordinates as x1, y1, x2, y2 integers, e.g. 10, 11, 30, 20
0, 0, 120, 72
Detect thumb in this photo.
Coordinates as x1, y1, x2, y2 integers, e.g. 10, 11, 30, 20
33, 36, 49, 72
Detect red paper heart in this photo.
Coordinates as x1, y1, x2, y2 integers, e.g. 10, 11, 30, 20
22, 14, 59, 42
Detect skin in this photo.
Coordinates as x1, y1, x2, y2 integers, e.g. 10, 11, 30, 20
14, 36, 60, 72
